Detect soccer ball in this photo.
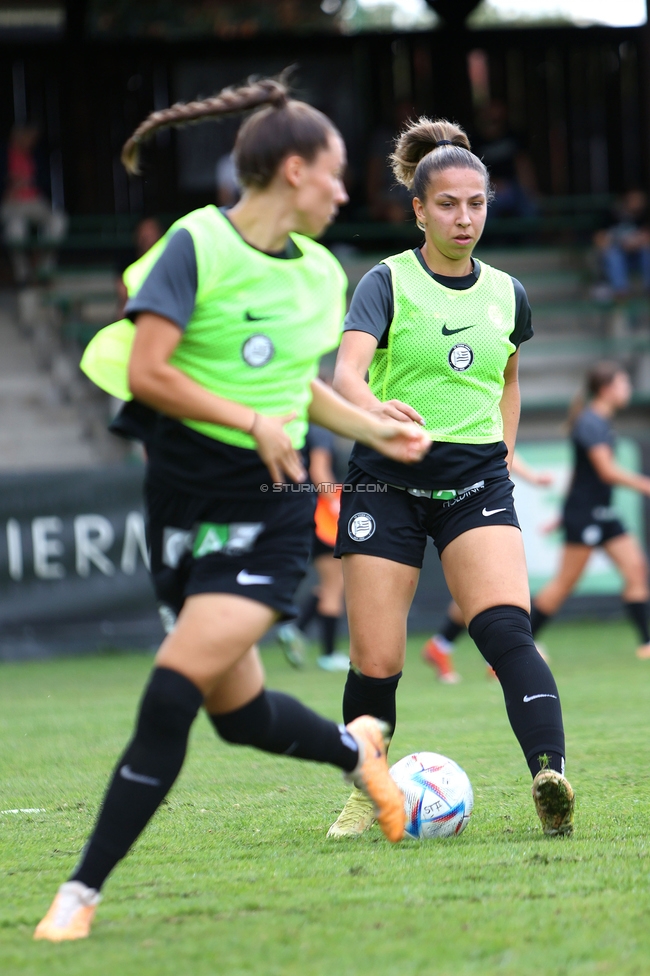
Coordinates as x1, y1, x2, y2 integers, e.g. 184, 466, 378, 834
390, 751, 474, 840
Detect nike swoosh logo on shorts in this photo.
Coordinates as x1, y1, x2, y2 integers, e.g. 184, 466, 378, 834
482, 507, 506, 517
236, 569, 274, 585
120, 765, 161, 787
441, 323, 477, 336
523, 693, 558, 702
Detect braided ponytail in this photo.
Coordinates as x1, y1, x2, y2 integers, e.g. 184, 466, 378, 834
121, 73, 338, 189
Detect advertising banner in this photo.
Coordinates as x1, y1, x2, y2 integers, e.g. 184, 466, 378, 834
0, 466, 160, 659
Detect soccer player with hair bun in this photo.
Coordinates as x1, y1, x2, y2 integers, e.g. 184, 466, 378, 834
530, 362, 650, 658
329, 117, 575, 840
34, 76, 432, 942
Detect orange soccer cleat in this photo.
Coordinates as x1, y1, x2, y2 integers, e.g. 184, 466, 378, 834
345, 716, 406, 843
422, 637, 462, 684
34, 882, 101, 942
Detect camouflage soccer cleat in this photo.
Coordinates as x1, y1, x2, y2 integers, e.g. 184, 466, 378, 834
34, 881, 101, 942
327, 786, 376, 838
532, 769, 575, 836
276, 623, 306, 669
334, 716, 405, 843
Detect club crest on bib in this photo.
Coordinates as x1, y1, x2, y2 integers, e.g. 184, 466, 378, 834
242, 333, 274, 367
448, 343, 474, 372
348, 512, 376, 542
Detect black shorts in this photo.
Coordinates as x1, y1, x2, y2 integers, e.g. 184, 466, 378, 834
312, 533, 335, 559
146, 475, 315, 624
334, 463, 520, 567
562, 503, 625, 547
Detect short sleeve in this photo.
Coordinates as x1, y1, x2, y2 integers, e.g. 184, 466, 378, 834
306, 424, 335, 454
572, 411, 612, 450
343, 264, 394, 347
509, 277, 533, 348
125, 228, 198, 331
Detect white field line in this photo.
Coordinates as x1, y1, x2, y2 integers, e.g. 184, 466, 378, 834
0, 808, 46, 814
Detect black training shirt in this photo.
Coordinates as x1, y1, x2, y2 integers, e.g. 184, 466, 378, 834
565, 408, 615, 509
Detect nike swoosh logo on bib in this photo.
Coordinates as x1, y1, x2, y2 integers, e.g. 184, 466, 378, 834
482, 507, 506, 517
441, 323, 477, 336
236, 569, 274, 585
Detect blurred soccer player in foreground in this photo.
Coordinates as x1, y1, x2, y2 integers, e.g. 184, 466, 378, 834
34, 75, 431, 942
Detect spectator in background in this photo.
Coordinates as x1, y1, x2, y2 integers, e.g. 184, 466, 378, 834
593, 190, 650, 299
215, 152, 240, 207
134, 216, 164, 258
366, 101, 415, 223
116, 216, 164, 313
1, 124, 67, 283
474, 100, 538, 219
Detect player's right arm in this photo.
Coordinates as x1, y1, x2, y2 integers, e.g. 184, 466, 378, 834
587, 443, 650, 496
333, 330, 424, 425
129, 312, 305, 485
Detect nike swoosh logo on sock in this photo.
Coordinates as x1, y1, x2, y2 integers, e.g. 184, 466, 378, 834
119, 765, 162, 787
523, 694, 558, 702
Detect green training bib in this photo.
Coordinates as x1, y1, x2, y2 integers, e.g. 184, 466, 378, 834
370, 250, 517, 444
81, 206, 347, 449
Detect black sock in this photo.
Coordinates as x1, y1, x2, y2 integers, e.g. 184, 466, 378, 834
468, 606, 565, 778
319, 614, 338, 656
296, 593, 319, 633
70, 668, 203, 891
342, 668, 401, 735
530, 603, 551, 637
440, 616, 465, 643
211, 689, 358, 773
623, 600, 650, 644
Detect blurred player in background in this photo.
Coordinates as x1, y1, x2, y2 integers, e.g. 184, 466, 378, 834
329, 117, 574, 841
423, 451, 553, 683
529, 362, 650, 659
34, 76, 431, 942
277, 421, 348, 671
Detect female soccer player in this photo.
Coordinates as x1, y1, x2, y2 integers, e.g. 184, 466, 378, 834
424, 453, 554, 683
34, 77, 431, 942
328, 118, 574, 839
277, 421, 348, 671
529, 362, 650, 657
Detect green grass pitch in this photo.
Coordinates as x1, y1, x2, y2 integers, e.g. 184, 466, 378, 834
1, 619, 650, 976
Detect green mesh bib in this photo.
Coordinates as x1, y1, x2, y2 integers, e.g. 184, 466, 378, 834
369, 250, 516, 444
81, 206, 346, 449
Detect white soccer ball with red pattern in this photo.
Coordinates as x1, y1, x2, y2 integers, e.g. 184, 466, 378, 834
390, 752, 474, 839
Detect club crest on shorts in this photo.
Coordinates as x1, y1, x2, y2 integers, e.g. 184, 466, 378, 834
242, 333, 274, 367
582, 524, 603, 546
348, 512, 376, 542
448, 343, 474, 372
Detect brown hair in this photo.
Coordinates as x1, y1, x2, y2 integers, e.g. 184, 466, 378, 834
121, 75, 338, 188
567, 360, 626, 427
390, 118, 492, 202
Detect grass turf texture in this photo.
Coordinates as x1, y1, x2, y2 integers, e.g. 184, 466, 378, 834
1, 620, 650, 976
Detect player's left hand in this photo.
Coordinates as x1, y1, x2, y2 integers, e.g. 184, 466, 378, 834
366, 420, 432, 464
535, 472, 554, 486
